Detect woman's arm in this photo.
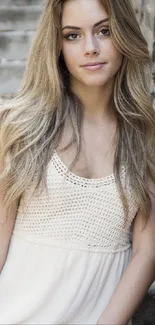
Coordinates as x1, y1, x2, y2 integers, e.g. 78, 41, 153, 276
97, 191, 155, 325
0, 188, 19, 272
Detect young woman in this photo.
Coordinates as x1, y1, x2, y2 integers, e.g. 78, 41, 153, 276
0, 0, 155, 324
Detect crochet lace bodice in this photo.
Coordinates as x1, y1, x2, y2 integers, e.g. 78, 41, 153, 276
14, 151, 138, 253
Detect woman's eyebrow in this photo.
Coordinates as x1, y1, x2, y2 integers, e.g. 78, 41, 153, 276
62, 18, 109, 31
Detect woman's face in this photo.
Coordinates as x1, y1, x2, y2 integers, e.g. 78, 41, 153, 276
61, 0, 123, 89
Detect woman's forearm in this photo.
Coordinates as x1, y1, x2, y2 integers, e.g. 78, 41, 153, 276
97, 252, 155, 324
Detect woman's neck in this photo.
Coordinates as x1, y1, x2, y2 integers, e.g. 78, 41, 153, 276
71, 79, 115, 124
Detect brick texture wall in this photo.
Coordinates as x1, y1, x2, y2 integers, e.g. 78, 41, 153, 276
0, 0, 44, 100
0, 0, 154, 99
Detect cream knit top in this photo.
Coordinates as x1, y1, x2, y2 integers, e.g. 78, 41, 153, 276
0, 151, 138, 324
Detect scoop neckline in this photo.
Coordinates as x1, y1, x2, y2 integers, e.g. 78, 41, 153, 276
52, 150, 118, 187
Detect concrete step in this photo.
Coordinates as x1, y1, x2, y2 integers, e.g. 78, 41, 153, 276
0, 31, 34, 60
149, 281, 155, 295
0, 94, 14, 104
0, 60, 26, 95
133, 294, 155, 325
0, 6, 43, 31
0, 0, 44, 5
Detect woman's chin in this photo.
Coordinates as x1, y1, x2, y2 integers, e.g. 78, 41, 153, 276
80, 79, 111, 88
71, 74, 113, 89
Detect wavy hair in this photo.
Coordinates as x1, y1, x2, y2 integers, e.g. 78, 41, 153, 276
0, 0, 155, 223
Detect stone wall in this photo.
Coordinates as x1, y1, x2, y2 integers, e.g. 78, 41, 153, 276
133, 0, 154, 53
133, 0, 155, 99
0, 0, 154, 99
0, 0, 44, 100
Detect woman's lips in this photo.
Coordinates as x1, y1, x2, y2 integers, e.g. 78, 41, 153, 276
81, 63, 106, 71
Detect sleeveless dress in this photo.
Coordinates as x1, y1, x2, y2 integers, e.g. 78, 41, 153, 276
0, 151, 138, 324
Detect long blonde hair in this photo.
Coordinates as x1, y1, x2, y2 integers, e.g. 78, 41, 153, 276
0, 0, 155, 223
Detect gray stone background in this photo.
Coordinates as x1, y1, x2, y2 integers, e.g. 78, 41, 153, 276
0, 0, 154, 101
0, 0, 155, 324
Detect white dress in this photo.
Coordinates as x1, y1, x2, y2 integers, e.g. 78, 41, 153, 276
0, 151, 138, 324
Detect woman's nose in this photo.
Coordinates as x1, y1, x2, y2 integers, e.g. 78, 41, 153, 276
84, 35, 100, 56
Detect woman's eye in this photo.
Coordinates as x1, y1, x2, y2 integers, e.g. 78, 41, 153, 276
64, 33, 79, 41
99, 28, 110, 36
